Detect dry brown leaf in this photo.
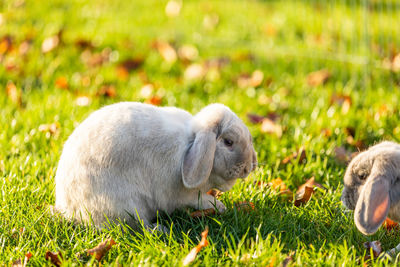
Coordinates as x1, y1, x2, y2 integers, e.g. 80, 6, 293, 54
282, 147, 306, 164
268, 178, 292, 197
297, 177, 325, 192
45, 251, 63, 267
42, 35, 59, 53
294, 186, 314, 207
165, 0, 181, 17
178, 45, 198, 62
155, 41, 177, 63
75, 95, 91, 106
74, 39, 94, 50
206, 189, 222, 198
96, 85, 117, 98
383, 218, 399, 231
190, 208, 216, 218
87, 239, 116, 261
6, 81, 22, 106
364, 240, 382, 260
237, 70, 264, 88
12, 252, 32, 267
330, 94, 352, 114
184, 64, 205, 80
38, 122, 60, 135
247, 113, 279, 124
282, 251, 295, 267
307, 69, 331, 86
182, 227, 209, 266
261, 118, 282, 137
118, 58, 144, 72
55, 77, 68, 90
235, 201, 255, 212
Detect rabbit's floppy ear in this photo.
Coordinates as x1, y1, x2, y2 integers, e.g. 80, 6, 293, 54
182, 130, 217, 189
354, 170, 390, 235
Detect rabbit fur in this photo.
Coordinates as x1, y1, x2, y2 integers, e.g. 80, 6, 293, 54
341, 141, 400, 236
54, 102, 257, 229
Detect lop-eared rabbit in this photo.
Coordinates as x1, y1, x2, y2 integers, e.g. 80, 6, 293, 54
55, 102, 257, 230
342, 141, 400, 255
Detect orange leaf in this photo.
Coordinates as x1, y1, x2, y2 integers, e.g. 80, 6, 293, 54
42, 35, 59, 53
206, 189, 222, 198
87, 239, 116, 261
294, 186, 314, 207
45, 251, 63, 267
182, 227, 209, 266
145, 96, 162, 106
6, 82, 22, 106
383, 218, 399, 231
12, 252, 32, 267
97, 85, 117, 98
307, 69, 331, 87
260, 118, 282, 137
268, 178, 292, 197
282, 147, 306, 164
297, 177, 325, 192
190, 208, 216, 218
330, 94, 352, 114
155, 41, 177, 63
55, 77, 68, 90
38, 122, 60, 135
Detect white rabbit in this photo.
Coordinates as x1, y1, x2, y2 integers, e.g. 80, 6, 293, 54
341, 141, 400, 255
54, 102, 257, 229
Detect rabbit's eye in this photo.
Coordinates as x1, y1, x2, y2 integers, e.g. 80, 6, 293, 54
224, 138, 233, 147
358, 173, 368, 180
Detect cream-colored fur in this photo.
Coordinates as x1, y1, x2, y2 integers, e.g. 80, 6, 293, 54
55, 102, 257, 229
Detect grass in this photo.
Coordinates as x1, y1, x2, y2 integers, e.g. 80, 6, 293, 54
1, 0, 400, 265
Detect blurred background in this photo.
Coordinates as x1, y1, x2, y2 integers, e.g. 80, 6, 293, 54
1, 0, 400, 162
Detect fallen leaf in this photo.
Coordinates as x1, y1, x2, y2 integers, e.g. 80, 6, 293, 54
55, 77, 68, 90
282, 147, 306, 164
145, 96, 162, 106
321, 128, 332, 137
204, 57, 230, 69
0, 35, 13, 55
247, 113, 279, 124
190, 208, 216, 218
118, 58, 144, 72
155, 41, 177, 63
184, 63, 205, 80
96, 85, 117, 98
268, 178, 292, 197
6, 81, 22, 106
206, 189, 222, 198
38, 122, 60, 135
18, 40, 30, 56
178, 44, 198, 62
237, 70, 264, 88
42, 35, 59, 53
139, 84, 154, 98
182, 227, 209, 266
12, 252, 32, 267
235, 201, 255, 212
307, 69, 331, 87
297, 177, 325, 192
45, 251, 63, 267
81, 48, 112, 68
364, 241, 382, 260
330, 94, 352, 114
294, 186, 314, 206
74, 39, 94, 50
87, 239, 116, 261
75, 95, 91, 106
165, 0, 181, 17
383, 218, 399, 231
260, 118, 282, 137
281, 251, 295, 267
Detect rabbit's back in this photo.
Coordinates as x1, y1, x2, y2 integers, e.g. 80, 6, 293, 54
55, 102, 193, 226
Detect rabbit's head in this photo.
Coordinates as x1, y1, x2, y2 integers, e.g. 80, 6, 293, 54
182, 104, 257, 192
341, 141, 400, 235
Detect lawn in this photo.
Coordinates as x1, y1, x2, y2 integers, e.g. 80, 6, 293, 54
1, 0, 400, 265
